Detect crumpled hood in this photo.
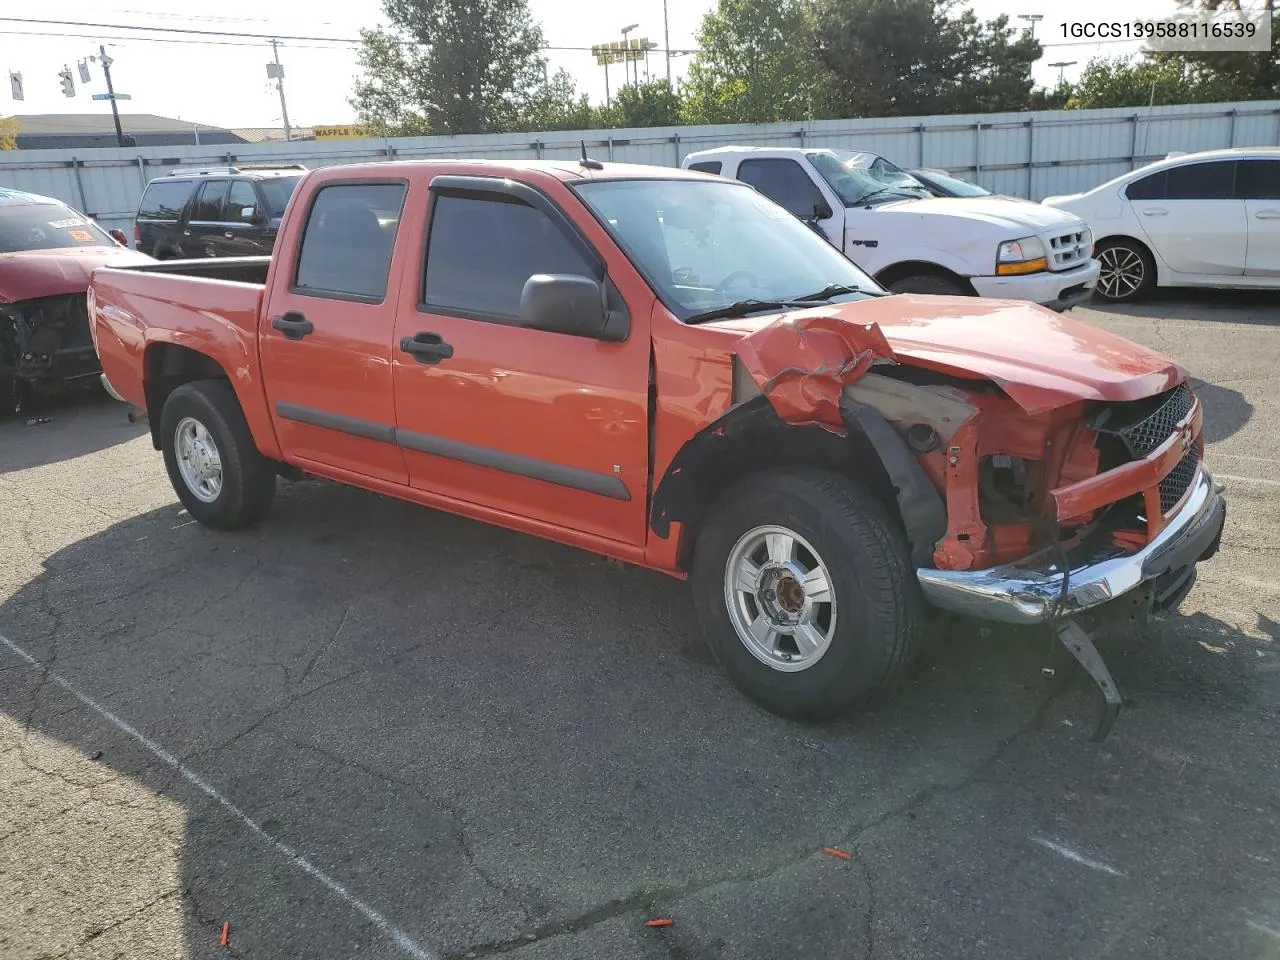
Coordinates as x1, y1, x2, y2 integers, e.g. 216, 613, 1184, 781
875, 194, 1087, 233
0, 246, 154, 304
716, 294, 1184, 420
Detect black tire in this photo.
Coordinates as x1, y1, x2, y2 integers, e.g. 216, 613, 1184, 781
1093, 238, 1156, 303
691, 469, 920, 722
160, 379, 276, 530
886, 273, 968, 296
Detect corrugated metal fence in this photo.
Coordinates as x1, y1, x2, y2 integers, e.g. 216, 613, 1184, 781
2, 99, 1278, 233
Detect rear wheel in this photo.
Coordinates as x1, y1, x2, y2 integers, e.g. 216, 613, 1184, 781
160, 379, 276, 529
691, 470, 920, 722
886, 273, 967, 296
1094, 238, 1155, 303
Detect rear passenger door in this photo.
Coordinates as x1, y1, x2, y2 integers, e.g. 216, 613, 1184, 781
1238, 158, 1280, 277
180, 179, 229, 257
259, 179, 411, 484
217, 180, 272, 258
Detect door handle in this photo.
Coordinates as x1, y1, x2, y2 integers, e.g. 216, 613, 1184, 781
271, 311, 314, 341
1141, 208, 1168, 217
225, 231, 234, 238
183, 229, 191, 236
400, 331, 454, 364
1255, 210, 1280, 220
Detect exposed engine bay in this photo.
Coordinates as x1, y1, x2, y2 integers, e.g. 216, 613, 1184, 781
0, 293, 100, 414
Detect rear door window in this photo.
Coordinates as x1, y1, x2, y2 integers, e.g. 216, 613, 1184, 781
293, 181, 407, 302
191, 180, 229, 221
138, 180, 195, 219
223, 180, 260, 223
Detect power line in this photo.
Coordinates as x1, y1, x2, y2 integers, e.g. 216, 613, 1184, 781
0, 28, 355, 50
0, 17, 697, 54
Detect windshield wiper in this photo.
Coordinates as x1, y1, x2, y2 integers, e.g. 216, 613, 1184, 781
790, 282, 887, 301
853, 185, 919, 206
685, 298, 816, 325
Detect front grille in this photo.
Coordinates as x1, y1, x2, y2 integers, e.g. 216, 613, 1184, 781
1159, 445, 1200, 514
1092, 383, 1194, 460
1048, 228, 1092, 270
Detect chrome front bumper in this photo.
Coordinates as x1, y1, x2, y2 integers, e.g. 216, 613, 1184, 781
917, 467, 1226, 625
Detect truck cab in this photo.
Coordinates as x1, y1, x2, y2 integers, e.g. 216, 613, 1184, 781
683, 146, 1101, 311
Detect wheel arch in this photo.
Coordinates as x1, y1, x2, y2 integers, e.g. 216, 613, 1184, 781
142, 342, 232, 450
874, 260, 977, 295
650, 394, 946, 574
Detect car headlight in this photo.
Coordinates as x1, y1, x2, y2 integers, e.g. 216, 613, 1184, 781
1081, 226, 1094, 258
996, 236, 1048, 275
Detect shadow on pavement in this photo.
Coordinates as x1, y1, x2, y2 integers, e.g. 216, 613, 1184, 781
0, 392, 146, 474
1190, 376, 1254, 444
1, 479, 1276, 959
1100, 288, 1280, 326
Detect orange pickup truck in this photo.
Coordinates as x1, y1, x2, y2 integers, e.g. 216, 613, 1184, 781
88, 157, 1226, 736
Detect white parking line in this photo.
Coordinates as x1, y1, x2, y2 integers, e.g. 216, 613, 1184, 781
1032, 837, 1127, 877
0, 631, 437, 960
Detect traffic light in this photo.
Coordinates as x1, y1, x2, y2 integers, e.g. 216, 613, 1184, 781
8, 71, 22, 101
78, 60, 91, 84
58, 65, 75, 97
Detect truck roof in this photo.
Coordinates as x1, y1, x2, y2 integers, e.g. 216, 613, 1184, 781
292, 158, 727, 186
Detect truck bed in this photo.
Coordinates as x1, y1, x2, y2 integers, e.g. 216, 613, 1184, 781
109, 256, 272, 286
90, 257, 269, 418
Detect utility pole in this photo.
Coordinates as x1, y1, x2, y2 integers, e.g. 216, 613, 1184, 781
98, 46, 125, 147
269, 39, 292, 142
663, 0, 671, 83
1017, 13, 1043, 37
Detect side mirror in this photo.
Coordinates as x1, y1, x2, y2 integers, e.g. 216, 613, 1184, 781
108, 228, 129, 246
519, 274, 607, 337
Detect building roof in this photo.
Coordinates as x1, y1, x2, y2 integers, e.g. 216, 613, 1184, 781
230, 126, 315, 143
7, 113, 230, 135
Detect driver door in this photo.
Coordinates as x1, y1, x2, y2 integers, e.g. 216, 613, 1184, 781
735, 158, 843, 249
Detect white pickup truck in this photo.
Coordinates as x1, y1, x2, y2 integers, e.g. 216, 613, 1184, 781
682, 146, 1101, 311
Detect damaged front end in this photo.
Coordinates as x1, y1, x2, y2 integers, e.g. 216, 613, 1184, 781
730, 312, 1228, 740
0, 294, 100, 414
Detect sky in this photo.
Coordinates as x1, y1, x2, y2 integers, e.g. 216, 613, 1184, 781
0, 0, 1175, 131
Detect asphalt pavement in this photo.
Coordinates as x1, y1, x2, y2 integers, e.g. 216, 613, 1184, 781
1, 290, 1278, 960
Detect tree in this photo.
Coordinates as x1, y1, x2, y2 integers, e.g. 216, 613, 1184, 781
1068, 54, 1243, 108
602, 80, 684, 128
350, 0, 564, 135
1151, 0, 1279, 101
0, 117, 18, 151
681, 0, 825, 124
809, 0, 1042, 117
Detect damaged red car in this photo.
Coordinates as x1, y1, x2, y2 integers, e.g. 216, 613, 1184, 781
0, 187, 152, 414
87, 160, 1227, 738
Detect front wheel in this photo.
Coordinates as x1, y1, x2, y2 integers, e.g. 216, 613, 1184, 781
160, 379, 276, 530
1094, 239, 1155, 303
691, 470, 920, 722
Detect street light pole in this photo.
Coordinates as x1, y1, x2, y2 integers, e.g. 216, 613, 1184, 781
1048, 60, 1077, 84
621, 23, 639, 87
663, 0, 671, 83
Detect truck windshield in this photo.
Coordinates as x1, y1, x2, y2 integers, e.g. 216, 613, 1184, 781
807, 152, 930, 206
575, 179, 882, 323
0, 202, 115, 253
258, 176, 302, 216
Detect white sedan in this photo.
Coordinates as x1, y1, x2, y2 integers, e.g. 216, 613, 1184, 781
1042, 147, 1280, 303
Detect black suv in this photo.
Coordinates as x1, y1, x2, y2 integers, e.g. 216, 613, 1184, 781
133, 164, 307, 259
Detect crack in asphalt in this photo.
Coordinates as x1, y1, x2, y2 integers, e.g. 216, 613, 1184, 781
442, 672, 1073, 960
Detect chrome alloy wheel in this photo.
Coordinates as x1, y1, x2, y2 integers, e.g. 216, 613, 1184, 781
1097, 245, 1146, 300
174, 416, 223, 503
724, 525, 837, 673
